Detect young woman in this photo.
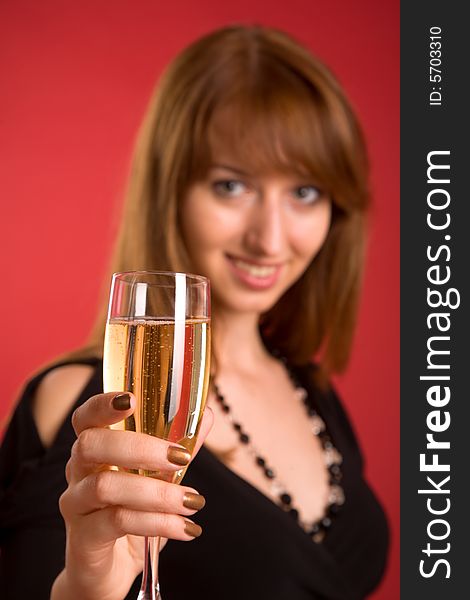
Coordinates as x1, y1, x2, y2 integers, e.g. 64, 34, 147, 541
0, 25, 389, 600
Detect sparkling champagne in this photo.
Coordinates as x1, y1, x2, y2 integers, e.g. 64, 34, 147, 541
104, 318, 211, 481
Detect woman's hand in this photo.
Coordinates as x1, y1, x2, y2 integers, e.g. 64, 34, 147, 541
51, 391, 213, 600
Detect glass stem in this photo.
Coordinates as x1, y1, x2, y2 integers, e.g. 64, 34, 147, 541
138, 536, 162, 600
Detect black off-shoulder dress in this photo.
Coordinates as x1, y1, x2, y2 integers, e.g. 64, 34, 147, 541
0, 359, 389, 600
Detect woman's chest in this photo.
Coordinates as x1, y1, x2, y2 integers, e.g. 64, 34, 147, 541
205, 382, 335, 526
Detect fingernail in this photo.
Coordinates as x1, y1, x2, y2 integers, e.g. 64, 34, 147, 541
167, 446, 191, 466
183, 492, 206, 511
184, 519, 202, 538
112, 393, 131, 411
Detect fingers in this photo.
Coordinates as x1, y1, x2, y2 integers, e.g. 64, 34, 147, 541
67, 505, 202, 546
68, 428, 192, 482
68, 397, 213, 482
71, 392, 136, 435
61, 470, 205, 517
71, 391, 213, 452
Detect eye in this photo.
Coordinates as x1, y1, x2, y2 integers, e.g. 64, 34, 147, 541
293, 185, 322, 205
212, 179, 247, 198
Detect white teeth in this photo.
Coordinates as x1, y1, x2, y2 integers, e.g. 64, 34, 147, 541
233, 260, 277, 278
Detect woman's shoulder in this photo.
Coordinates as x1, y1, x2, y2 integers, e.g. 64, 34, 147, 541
1, 356, 102, 488
32, 361, 99, 447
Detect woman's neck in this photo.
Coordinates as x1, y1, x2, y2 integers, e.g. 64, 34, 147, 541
211, 309, 272, 376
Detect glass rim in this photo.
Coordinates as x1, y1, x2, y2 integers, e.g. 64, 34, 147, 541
112, 270, 210, 287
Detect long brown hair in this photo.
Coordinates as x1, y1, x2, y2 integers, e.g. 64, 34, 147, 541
77, 25, 370, 377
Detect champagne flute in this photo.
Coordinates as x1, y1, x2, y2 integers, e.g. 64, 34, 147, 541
103, 271, 211, 600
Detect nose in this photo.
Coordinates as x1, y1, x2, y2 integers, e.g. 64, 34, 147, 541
243, 192, 286, 257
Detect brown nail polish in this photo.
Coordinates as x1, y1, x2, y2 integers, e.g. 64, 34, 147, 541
112, 393, 131, 411
183, 492, 206, 511
184, 519, 202, 538
167, 446, 191, 466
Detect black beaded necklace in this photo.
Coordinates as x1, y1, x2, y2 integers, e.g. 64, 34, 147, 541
212, 373, 345, 543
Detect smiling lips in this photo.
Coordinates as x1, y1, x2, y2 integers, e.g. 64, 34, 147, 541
226, 255, 283, 290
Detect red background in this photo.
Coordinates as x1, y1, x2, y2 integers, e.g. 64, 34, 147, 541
0, 1, 399, 598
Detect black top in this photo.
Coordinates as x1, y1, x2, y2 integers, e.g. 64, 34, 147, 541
0, 359, 389, 600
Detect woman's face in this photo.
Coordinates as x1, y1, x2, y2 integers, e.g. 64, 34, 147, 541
180, 157, 332, 317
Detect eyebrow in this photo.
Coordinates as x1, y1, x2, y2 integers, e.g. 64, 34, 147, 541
210, 164, 249, 176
